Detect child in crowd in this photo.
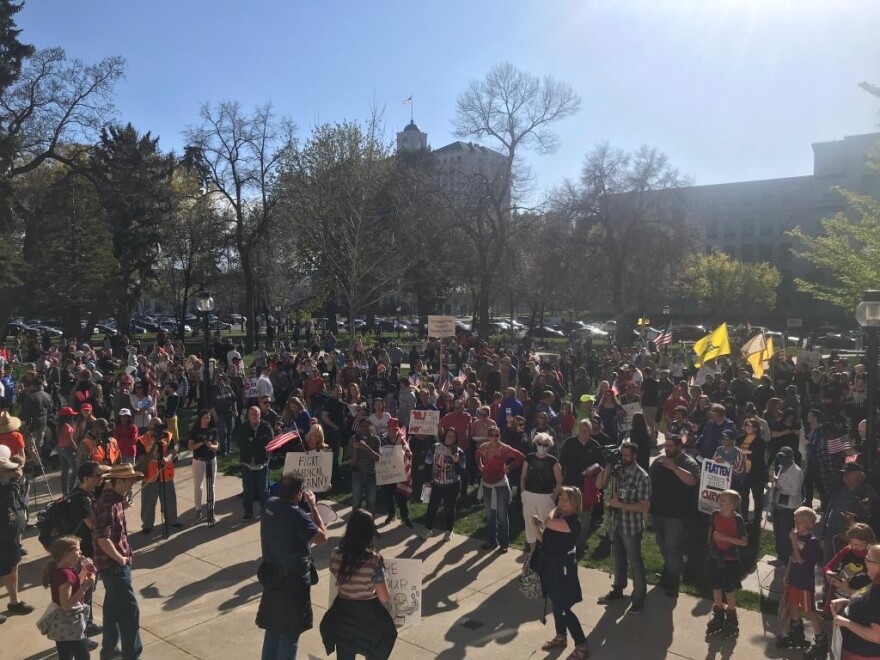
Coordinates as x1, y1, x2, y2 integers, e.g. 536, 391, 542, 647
706, 490, 748, 639
821, 523, 875, 613
777, 507, 824, 655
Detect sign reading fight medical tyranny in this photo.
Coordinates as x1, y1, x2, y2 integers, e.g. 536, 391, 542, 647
282, 451, 333, 492
698, 459, 733, 515
428, 315, 456, 338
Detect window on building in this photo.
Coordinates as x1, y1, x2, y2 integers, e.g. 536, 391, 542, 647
740, 244, 755, 261
759, 244, 773, 261
741, 217, 754, 237
706, 220, 718, 238
723, 221, 736, 238
778, 242, 792, 261
760, 221, 773, 237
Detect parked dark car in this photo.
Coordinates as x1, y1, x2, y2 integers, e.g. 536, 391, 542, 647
668, 324, 707, 342
816, 333, 857, 350
526, 326, 566, 339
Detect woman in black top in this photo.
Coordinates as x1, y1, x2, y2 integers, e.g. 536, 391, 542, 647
520, 432, 562, 552
736, 417, 767, 528
188, 410, 219, 524
628, 412, 652, 472
831, 542, 880, 659
532, 486, 588, 659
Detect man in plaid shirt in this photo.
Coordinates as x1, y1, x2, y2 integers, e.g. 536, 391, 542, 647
595, 441, 652, 614
94, 464, 144, 659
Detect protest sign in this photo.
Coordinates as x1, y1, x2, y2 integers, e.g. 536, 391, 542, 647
795, 350, 822, 368
619, 403, 642, 433
282, 451, 333, 492
408, 409, 440, 436
428, 315, 456, 338
376, 445, 407, 486
698, 459, 733, 515
385, 558, 422, 627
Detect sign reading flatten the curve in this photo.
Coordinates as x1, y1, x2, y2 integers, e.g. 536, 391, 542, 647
428, 315, 456, 338
698, 459, 733, 515
282, 451, 334, 492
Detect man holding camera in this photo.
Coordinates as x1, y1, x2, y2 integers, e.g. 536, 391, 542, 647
596, 441, 651, 614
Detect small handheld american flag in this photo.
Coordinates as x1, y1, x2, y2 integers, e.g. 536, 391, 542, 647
825, 436, 853, 455
654, 328, 673, 347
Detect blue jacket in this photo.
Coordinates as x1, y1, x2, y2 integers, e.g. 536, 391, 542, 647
695, 417, 737, 460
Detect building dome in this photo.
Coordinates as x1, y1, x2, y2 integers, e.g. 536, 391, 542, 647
403, 121, 421, 133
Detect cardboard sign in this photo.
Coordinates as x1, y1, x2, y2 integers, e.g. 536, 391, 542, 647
282, 451, 333, 492
384, 558, 422, 628
619, 403, 642, 433
408, 409, 440, 436
428, 315, 456, 338
376, 445, 407, 486
698, 459, 733, 515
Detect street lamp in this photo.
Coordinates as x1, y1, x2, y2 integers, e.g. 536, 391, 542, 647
196, 290, 215, 410
856, 290, 880, 476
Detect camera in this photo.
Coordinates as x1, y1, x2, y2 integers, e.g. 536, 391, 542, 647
602, 445, 624, 477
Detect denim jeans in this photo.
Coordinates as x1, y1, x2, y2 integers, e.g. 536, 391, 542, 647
261, 630, 299, 660
482, 483, 511, 546
99, 564, 143, 660
651, 516, 688, 586
351, 470, 377, 512
216, 414, 234, 456
611, 530, 647, 606
57, 446, 77, 495
774, 506, 795, 563
242, 465, 269, 517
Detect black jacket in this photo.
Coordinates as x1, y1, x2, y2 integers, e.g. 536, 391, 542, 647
320, 597, 397, 660
235, 420, 273, 465
256, 561, 313, 636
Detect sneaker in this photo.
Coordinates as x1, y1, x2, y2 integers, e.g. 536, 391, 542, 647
171, 522, 184, 529
443, 530, 454, 542
85, 623, 103, 636
419, 527, 432, 540
385, 514, 396, 525
7, 601, 34, 615
498, 545, 509, 554
628, 602, 644, 615
597, 590, 624, 605
19, 547, 28, 556
0, 613, 6, 624
401, 518, 413, 529
87, 640, 99, 651
196, 509, 204, 522
481, 541, 498, 550
142, 527, 152, 535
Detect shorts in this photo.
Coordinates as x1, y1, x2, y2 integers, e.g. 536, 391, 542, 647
0, 532, 22, 575
786, 585, 816, 613
706, 558, 741, 593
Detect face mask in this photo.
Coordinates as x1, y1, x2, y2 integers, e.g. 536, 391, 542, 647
536, 445, 548, 457
776, 453, 792, 468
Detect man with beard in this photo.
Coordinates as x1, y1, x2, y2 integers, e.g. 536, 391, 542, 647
649, 434, 700, 597
596, 441, 651, 614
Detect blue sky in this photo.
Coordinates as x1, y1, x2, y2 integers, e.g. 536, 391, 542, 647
19, 0, 880, 198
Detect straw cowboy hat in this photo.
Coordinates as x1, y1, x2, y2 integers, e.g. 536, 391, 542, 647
0, 411, 22, 434
103, 464, 144, 481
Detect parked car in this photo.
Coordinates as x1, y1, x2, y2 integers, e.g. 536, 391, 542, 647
526, 326, 566, 339
95, 323, 119, 336
208, 316, 231, 331
5, 321, 33, 336
29, 324, 63, 337
816, 333, 857, 350
668, 324, 707, 342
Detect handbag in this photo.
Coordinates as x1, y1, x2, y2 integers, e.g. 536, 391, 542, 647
518, 554, 544, 600
36, 602, 89, 642
528, 542, 545, 572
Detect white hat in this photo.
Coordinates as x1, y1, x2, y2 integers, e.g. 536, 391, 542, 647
118, 408, 132, 417
0, 444, 17, 470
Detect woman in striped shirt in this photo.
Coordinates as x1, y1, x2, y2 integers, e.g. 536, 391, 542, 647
321, 511, 396, 659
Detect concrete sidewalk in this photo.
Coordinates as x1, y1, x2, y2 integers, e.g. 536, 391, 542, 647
4, 457, 804, 659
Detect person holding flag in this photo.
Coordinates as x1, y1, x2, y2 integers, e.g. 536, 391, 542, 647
692, 323, 732, 368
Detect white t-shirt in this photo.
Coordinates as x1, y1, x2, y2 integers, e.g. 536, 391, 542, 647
369, 412, 391, 437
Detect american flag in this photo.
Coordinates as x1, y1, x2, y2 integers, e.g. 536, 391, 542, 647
825, 436, 853, 455
456, 372, 468, 385
439, 378, 450, 394
654, 328, 673, 347
265, 430, 300, 453
408, 373, 420, 387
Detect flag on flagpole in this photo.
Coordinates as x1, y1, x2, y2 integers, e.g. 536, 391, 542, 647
741, 332, 768, 379
654, 328, 673, 347
440, 378, 450, 395
825, 435, 853, 455
692, 323, 731, 368
265, 430, 300, 453
402, 96, 413, 105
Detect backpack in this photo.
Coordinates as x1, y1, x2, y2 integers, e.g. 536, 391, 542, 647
36, 494, 74, 550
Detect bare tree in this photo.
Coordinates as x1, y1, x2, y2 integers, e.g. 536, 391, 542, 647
184, 102, 295, 351
453, 62, 581, 337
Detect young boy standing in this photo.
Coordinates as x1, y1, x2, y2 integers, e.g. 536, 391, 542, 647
777, 507, 825, 655
706, 490, 748, 638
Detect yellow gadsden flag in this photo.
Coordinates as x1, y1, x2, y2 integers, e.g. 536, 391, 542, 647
693, 323, 731, 367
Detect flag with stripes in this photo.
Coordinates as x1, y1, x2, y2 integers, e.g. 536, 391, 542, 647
402, 96, 413, 105
654, 328, 673, 347
825, 435, 852, 455
408, 373, 420, 387
266, 430, 300, 453
439, 378, 450, 394
455, 372, 468, 385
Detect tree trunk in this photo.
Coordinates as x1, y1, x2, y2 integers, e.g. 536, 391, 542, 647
241, 249, 256, 353
477, 275, 490, 340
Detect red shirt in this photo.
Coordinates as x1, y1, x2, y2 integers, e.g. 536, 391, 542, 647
113, 423, 139, 459
663, 396, 689, 422
50, 567, 81, 606
0, 431, 25, 458
303, 375, 326, 405
477, 443, 525, 484
56, 422, 75, 449
440, 411, 473, 450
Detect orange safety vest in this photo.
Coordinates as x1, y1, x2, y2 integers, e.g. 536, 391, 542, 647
138, 432, 175, 482
82, 436, 121, 466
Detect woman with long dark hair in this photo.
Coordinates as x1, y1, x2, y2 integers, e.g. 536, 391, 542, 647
321, 510, 397, 660
188, 409, 219, 524
628, 412, 652, 472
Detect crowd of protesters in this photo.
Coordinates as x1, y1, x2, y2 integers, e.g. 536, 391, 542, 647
2, 321, 880, 659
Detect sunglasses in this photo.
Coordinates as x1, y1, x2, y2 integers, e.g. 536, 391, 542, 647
487, 432, 501, 437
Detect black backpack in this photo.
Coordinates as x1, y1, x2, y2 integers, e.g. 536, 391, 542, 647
36, 494, 75, 550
